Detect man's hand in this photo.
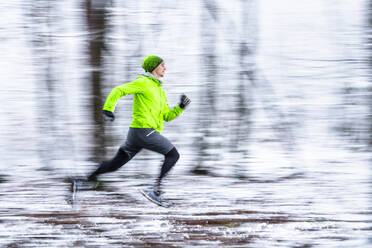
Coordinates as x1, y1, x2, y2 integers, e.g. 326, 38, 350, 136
179, 94, 191, 109
102, 110, 115, 121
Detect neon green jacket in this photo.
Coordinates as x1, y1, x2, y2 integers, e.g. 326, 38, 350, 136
103, 75, 183, 133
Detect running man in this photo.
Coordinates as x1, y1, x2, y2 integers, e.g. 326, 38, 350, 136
87, 55, 191, 202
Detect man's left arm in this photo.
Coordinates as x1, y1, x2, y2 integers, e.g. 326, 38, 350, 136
163, 104, 183, 122
163, 94, 191, 122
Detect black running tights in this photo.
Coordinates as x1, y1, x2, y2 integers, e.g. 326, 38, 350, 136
156, 147, 179, 187
88, 147, 180, 186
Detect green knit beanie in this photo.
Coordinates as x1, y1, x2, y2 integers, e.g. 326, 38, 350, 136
142, 55, 163, 72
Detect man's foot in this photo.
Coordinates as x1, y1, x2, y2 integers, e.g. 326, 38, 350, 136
70, 177, 83, 193
87, 174, 98, 182
70, 176, 100, 191
139, 188, 169, 207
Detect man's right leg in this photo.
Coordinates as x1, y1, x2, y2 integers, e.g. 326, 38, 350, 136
87, 148, 132, 181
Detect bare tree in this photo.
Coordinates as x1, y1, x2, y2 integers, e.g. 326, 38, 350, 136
24, 0, 70, 168
192, 0, 219, 175
85, 0, 110, 161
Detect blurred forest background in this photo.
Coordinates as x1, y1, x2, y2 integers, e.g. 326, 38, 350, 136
0, 0, 371, 247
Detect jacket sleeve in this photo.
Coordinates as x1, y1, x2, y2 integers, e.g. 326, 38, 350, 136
163, 103, 183, 122
102, 80, 144, 112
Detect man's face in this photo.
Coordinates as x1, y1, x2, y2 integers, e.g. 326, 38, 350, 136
152, 62, 166, 78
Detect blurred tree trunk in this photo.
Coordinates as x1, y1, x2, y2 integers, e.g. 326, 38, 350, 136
85, 0, 109, 161
192, 0, 219, 175
230, 0, 257, 178
25, 1, 60, 168
368, 1, 372, 148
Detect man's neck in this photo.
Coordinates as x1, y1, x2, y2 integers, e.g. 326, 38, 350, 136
151, 72, 161, 79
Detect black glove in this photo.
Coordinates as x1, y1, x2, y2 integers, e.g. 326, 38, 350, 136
102, 110, 115, 121
179, 94, 191, 109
